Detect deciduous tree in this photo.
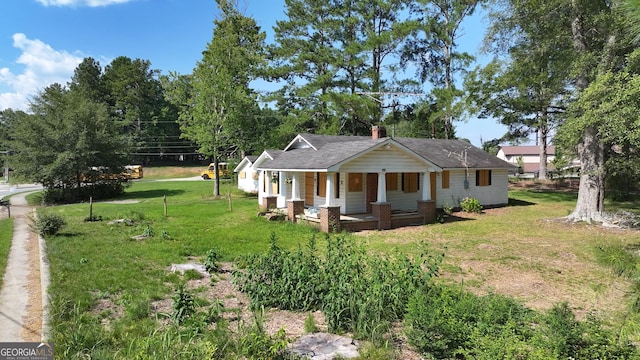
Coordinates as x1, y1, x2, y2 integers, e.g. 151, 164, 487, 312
9, 84, 128, 203
181, 0, 265, 195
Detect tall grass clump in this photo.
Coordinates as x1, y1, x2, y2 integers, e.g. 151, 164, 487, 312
405, 289, 639, 359
0, 218, 13, 288
235, 232, 444, 340
234, 232, 324, 311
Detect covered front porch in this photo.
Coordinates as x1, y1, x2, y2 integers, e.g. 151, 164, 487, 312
299, 207, 433, 232
260, 170, 437, 232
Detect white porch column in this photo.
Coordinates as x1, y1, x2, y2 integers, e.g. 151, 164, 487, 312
258, 170, 265, 199
278, 171, 286, 196
324, 172, 335, 206
422, 171, 431, 201
266, 171, 273, 196
291, 172, 300, 200
377, 171, 387, 203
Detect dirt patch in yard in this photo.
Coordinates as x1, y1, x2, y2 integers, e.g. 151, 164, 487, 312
356, 205, 633, 320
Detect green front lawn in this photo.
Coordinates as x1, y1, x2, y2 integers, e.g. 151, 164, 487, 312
41, 180, 640, 358
0, 218, 13, 289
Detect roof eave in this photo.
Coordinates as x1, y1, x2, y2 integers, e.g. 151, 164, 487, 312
329, 138, 443, 173
283, 134, 317, 152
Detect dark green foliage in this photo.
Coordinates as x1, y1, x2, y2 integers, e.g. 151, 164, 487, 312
204, 247, 223, 274
171, 285, 195, 324
405, 285, 529, 358
406, 288, 639, 359
235, 232, 443, 339
234, 233, 325, 312
460, 196, 482, 213
142, 225, 155, 238
35, 212, 66, 236
533, 303, 638, 359
42, 181, 127, 204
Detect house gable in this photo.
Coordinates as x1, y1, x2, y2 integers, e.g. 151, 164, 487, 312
338, 141, 440, 173
233, 156, 256, 173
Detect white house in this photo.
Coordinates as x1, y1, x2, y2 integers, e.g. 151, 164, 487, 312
234, 155, 259, 193
254, 127, 514, 232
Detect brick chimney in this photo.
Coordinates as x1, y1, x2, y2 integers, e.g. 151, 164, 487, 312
372, 125, 387, 139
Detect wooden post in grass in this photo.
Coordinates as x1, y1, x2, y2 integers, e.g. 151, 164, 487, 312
89, 196, 93, 220
228, 192, 232, 212
164, 195, 167, 217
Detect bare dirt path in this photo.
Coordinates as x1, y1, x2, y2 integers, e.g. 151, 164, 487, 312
0, 191, 48, 342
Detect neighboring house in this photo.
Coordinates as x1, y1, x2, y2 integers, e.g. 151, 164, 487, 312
496, 145, 556, 178
255, 126, 514, 232
234, 155, 259, 193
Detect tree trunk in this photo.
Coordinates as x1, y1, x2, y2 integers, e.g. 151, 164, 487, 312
214, 157, 220, 197
567, 127, 605, 222
537, 118, 548, 180
566, 2, 607, 222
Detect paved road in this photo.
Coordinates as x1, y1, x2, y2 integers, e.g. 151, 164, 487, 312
0, 183, 43, 200
0, 188, 49, 342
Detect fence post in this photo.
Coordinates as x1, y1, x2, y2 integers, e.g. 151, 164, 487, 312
164, 195, 167, 217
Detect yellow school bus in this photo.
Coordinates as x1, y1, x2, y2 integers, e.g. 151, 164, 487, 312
200, 162, 229, 180
124, 165, 143, 179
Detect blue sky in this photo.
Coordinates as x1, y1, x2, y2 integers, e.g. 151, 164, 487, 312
1, 0, 509, 146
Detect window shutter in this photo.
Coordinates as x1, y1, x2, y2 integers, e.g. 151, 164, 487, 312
442, 170, 450, 189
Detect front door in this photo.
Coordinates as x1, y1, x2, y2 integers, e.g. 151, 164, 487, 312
366, 173, 378, 213
305, 172, 314, 206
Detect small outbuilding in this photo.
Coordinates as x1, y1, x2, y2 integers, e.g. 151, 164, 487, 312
234, 155, 259, 193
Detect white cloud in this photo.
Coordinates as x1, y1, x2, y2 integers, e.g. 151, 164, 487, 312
0, 33, 83, 111
35, 0, 132, 7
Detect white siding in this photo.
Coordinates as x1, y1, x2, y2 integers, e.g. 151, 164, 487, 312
340, 147, 430, 173
385, 172, 421, 211
307, 172, 347, 213
435, 169, 508, 208
345, 173, 366, 214
237, 163, 259, 193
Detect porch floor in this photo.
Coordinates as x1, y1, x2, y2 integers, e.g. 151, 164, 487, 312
269, 207, 425, 231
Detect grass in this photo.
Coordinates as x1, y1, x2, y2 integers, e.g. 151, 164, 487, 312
0, 218, 12, 289
46, 180, 319, 307
359, 188, 640, 318
37, 178, 640, 357
140, 165, 204, 180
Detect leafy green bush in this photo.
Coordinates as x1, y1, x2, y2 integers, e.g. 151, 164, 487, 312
204, 247, 223, 274
235, 233, 444, 340
406, 289, 639, 359
405, 285, 532, 359
171, 285, 195, 324
35, 212, 66, 236
142, 225, 155, 238
234, 233, 324, 312
42, 181, 127, 204
531, 303, 638, 359
460, 197, 483, 213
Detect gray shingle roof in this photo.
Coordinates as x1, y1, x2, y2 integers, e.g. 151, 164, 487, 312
265, 138, 387, 170
259, 134, 513, 171
395, 138, 514, 169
